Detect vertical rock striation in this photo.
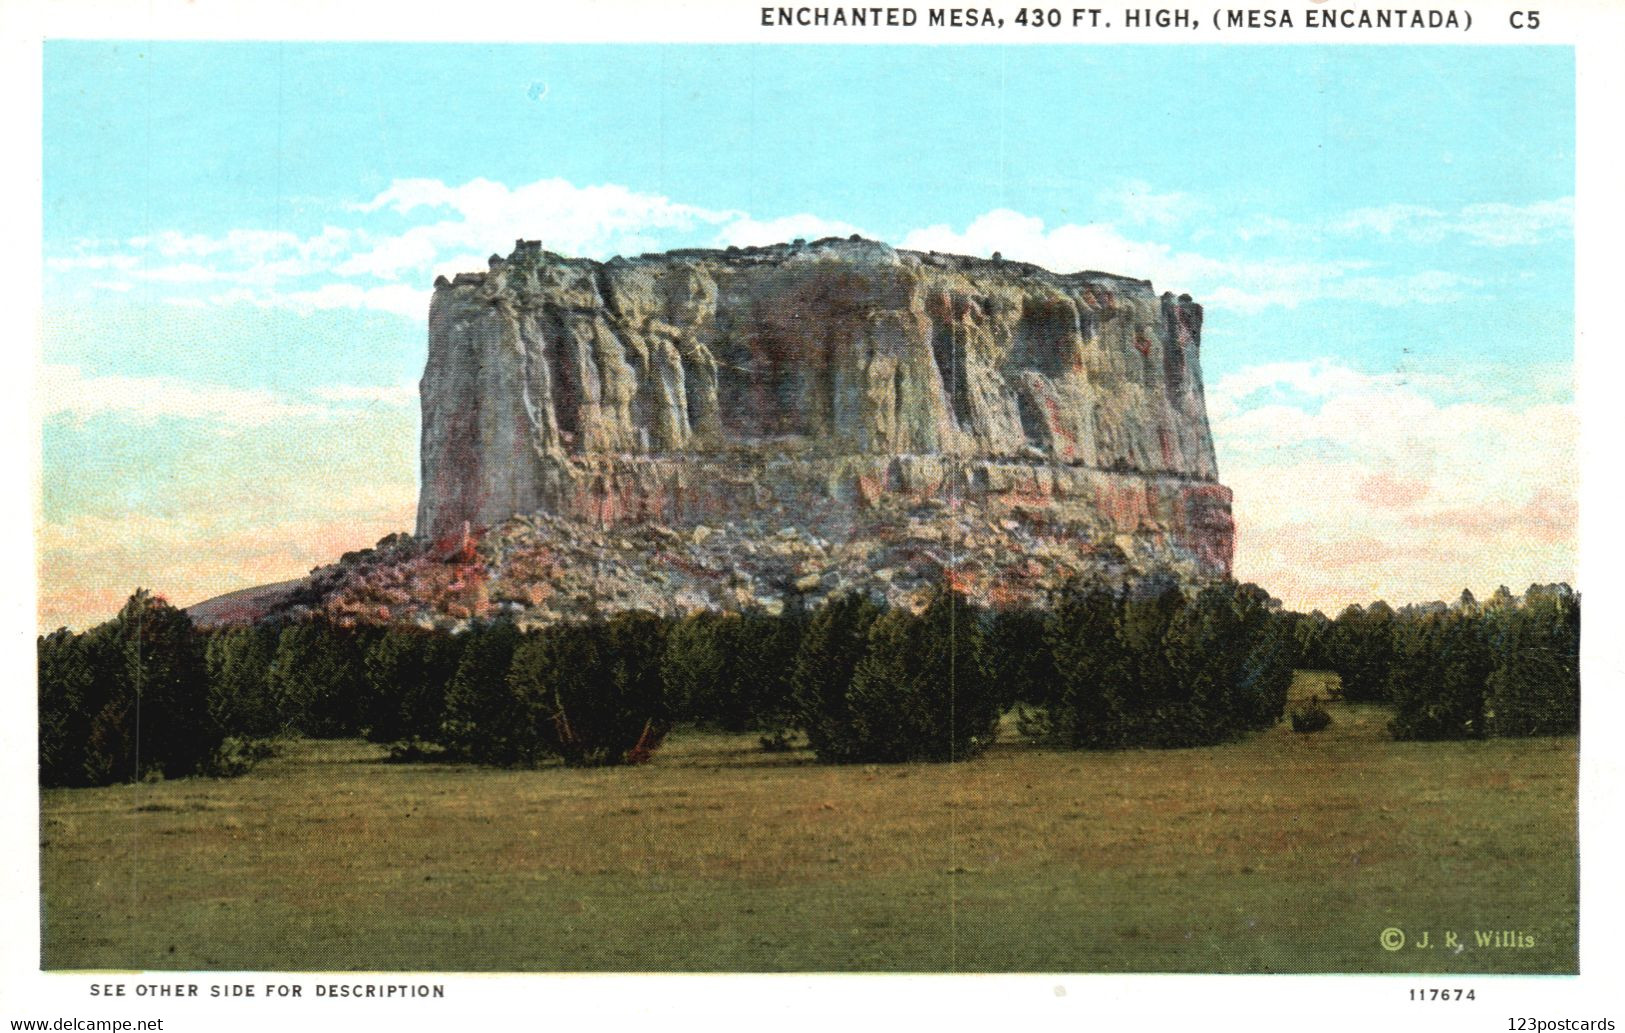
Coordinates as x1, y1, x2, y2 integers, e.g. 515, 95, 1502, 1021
417, 236, 1233, 588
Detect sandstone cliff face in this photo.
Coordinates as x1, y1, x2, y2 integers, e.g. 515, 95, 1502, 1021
417, 237, 1233, 589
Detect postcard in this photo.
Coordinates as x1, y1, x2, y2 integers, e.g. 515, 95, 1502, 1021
4, 0, 1621, 1029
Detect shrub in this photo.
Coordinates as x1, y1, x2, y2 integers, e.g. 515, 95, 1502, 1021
1163, 582, 1289, 744
660, 612, 729, 725
1237, 606, 1297, 730
264, 618, 373, 738
438, 620, 527, 764
1117, 580, 1187, 721
1387, 606, 1491, 741
984, 606, 1055, 711
1039, 580, 1131, 748
363, 626, 465, 747
204, 625, 282, 738
40, 590, 220, 786
1325, 602, 1397, 703
1042, 579, 1197, 748
1484, 584, 1579, 736
807, 588, 998, 764
115, 591, 217, 780
206, 736, 279, 777
1312, 584, 1581, 742
1289, 697, 1333, 733
662, 609, 802, 737
1287, 610, 1332, 671
790, 593, 885, 761
596, 611, 672, 763
38, 628, 96, 787
509, 611, 672, 766
1036, 579, 1291, 750
739, 609, 805, 747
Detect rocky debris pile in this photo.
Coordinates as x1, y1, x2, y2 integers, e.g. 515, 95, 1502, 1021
271, 500, 1210, 631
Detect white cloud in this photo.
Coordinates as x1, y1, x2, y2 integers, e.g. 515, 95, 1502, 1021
41, 364, 332, 428
51, 224, 363, 304
902, 208, 1177, 275
343, 176, 741, 280
335, 232, 444, 280
276, 282, 431, 319
132, 226, 354, 263
186, 282, 429, 319
197, 287, 262, 308
41, 364, 418, 427
130, 261, 234, 284
712, 214, 867, 248
1453, 198, 1576, 247
1207, 360, 1409, 418
1326, 204, 1444, 237
45, 254, 139, 272
1243, 197, 1573, 248
1207, 268, 1480, 313
352, 177, 471, 215
430, 252, 497, 283
352, 179, 888, 272
44, 179, 1567, 321
311, 382, 418, 406
1212, 360, 1576, 610
896, 208, 1461, 313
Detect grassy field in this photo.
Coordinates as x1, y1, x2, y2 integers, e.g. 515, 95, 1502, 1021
39, 672, 1578, 973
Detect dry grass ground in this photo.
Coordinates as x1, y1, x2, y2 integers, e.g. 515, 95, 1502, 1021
39, 672, 1577, 972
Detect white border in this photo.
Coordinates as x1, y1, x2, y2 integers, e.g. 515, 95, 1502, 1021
3, 2, 1621, 1028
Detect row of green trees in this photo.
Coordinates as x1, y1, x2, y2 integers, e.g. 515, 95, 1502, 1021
39, 580, 1301, 785
366, 589, 1003, 767
1310, 585, 1579, 739
38, 588, 1002, 783
39, 580, 1579, 787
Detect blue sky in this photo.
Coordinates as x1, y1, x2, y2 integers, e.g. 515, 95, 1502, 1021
39, 42, 1576, 628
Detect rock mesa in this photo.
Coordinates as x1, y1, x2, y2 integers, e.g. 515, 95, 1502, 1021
416, 236, 1233, 607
